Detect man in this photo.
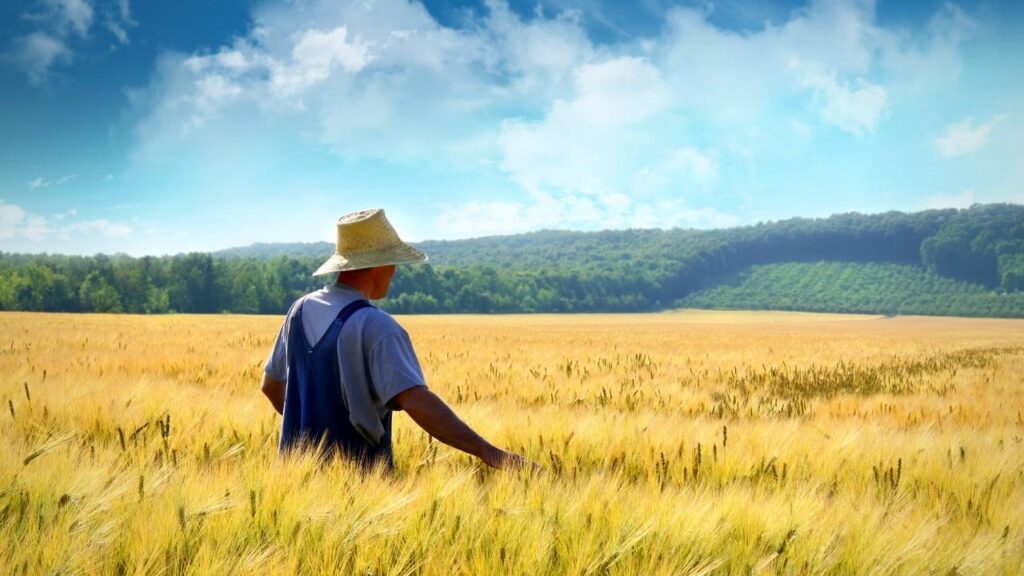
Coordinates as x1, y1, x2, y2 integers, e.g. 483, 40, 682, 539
261, 208, 529, 470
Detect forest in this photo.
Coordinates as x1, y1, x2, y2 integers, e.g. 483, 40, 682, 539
1, 203, 1022, 317
678, 262, 1024, 317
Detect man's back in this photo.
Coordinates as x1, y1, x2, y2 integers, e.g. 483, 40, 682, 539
264, 283, 428, 462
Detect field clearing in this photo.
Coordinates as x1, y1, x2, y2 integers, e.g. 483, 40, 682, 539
2, 310, 1024, 575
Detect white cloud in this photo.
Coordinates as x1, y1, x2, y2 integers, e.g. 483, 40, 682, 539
21, 215, 51, 241
656, 0, 974, 136
498, 57, 675, 195
27, 174, 76, 190
1, 199, 136, 246
921, 189, 975, 210
657, 1, 877, 122
270, 26, 371, 98
0, 201, 28, 239
935, 114, 1006, 158
7, 32, 71, 85
65, 218, 133, 238
481, 0, 593, 96
128, 0, 980, 239
5, 0, 136, 83
25, 0, 95, 39
135, 0, 960, 152
6, 0, 94, 83
438, 199, 547, 237
105, 0, 136, 45
437, 190, 740, 238
133, 0, 598, 160
0, 200, 51, 241
634, 147, 720, 194
59, 0, 93, 37
52, 207, 77, 221
796, 65, 887, 134
183, 74, 244, 132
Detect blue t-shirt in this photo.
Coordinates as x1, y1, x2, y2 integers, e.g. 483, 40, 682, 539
264, 283, 426, 444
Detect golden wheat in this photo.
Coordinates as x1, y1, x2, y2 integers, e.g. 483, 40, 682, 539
1, 310, 1022, 575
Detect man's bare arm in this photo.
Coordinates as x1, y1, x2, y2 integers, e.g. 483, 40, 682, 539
261, 373, 286, 415
388, 386, 533, 470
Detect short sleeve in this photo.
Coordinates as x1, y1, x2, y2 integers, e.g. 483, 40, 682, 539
263, 318, 289, 383
368, 329, 427, 407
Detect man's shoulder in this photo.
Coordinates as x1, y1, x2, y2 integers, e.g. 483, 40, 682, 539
284, 292, 315, 317
360, 305, 405, 334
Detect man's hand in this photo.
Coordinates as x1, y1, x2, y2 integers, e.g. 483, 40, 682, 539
389, 386, 535, 470
261, 373, 286, 415
480, 445, 542, 471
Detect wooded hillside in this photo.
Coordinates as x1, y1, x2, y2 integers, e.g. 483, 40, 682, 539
2, 204, 1022, 317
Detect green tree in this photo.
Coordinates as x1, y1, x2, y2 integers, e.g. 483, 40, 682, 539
79, 272, 123, 313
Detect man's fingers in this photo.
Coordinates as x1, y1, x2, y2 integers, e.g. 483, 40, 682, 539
481, 447, 543, 471
499, 451, 543, 472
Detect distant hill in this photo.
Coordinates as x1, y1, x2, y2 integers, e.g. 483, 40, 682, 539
214, 242, 335, 259
3, 203, 1023, 317
679, 262, 1024, 317
210, 231, 605, 264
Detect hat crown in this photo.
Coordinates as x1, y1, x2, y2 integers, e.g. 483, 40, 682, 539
335, 209, 402, 255
312, 208, 426, 276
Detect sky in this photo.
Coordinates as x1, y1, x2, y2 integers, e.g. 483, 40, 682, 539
0, 0, 1022, 256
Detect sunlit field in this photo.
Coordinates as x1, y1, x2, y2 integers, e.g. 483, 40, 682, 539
2, 310, 1023, 575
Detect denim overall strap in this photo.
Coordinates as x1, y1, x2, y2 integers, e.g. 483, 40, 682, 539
279, 299, 393, 467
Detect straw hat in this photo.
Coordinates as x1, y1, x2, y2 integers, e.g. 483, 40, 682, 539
312, 209, 427, 276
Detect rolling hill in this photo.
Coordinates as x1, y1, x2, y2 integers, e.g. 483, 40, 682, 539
3, 203, 1023, 317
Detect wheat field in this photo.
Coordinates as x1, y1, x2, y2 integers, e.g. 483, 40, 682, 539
1, 310, 1023, 575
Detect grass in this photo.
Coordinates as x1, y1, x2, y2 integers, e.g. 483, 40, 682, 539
1, 310, 1023, 574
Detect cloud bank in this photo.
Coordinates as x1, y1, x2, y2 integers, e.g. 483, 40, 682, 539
0, 198, 135, 244
127, 0, 981, 239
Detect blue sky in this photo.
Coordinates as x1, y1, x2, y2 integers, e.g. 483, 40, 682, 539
1, 0, 1022, 256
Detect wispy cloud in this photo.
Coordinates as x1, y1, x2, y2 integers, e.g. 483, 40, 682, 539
104, 0, 136, 45
26, 0, 95, 39
921, 189, 975, 210
635, 147, 720, 193
28, 174, 76, 190
52, 207, 79, 221
437, 193, 741, 239
935, 114, 1006, 157
6, 0, 94, 83
6, 32, 72, 85
1, 198, 134, 244
795, 65, 887, 135
63, 218, 133, 238
5, 0, 136, 83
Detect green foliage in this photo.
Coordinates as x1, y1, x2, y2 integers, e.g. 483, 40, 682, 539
145, 287, 171, 314
920, 203, 1024, 287
679, 262, 1024, 318
0, 204, 1022, 316
998, 253, 1024, 292
79, 272, 123, 313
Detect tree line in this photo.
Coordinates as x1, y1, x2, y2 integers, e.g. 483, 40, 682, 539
679, 262, 1024, 318
1, 203, 1022, 316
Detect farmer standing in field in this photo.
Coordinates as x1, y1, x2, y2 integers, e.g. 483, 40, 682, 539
260, 208, 530, 470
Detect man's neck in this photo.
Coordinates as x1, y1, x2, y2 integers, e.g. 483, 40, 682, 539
335, 280, 372, 300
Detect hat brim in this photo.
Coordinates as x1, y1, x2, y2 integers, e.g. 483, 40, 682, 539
312, 243, 427, 276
